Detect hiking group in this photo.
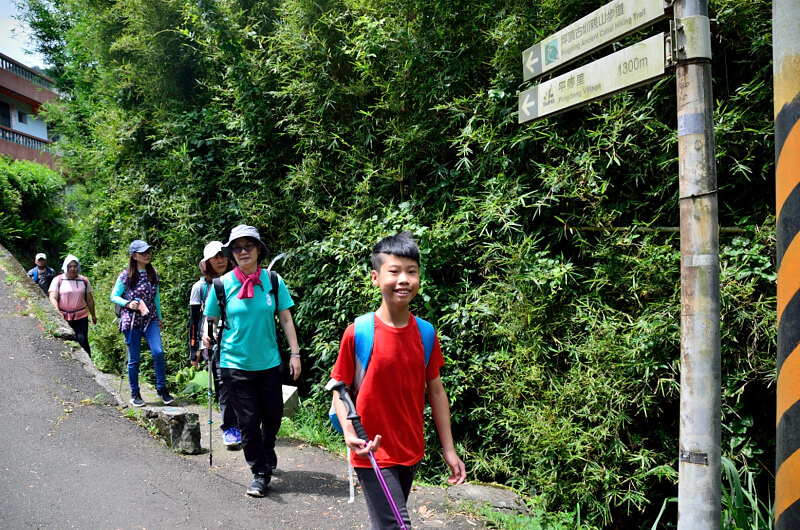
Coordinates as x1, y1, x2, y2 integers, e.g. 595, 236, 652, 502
33, 226, 466, 527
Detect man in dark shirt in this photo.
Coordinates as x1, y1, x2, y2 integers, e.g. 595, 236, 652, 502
27, 253, 56, 295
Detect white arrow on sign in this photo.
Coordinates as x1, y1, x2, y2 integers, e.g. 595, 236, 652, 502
521, 92, 537, 117
525, 52, 539, 74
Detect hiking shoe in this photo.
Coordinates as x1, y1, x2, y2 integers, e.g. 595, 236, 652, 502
158, 390, 175, 405
246, 472, 270, 497
130, 394, 145, 407
223, 428, 241, 447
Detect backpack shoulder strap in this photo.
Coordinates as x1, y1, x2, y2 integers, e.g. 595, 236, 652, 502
415, 316, 436, 365
213, 277, 226, 312
353, 312, 374, 370
268, 270, 279, 310
352, 312, 374, 392
200, 280, 210, 313
214, 278, 228, 324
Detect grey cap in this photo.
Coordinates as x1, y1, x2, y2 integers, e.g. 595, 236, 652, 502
129, 240, 152, 255
221, 225, 269, 262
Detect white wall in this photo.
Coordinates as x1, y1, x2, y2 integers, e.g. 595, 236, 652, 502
0, 94, 49, 141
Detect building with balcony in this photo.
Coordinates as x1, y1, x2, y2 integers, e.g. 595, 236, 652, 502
0, 52, 59, 170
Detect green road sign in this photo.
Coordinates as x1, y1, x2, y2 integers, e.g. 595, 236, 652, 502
519, 33, 667, 123
522, 0, 670, 81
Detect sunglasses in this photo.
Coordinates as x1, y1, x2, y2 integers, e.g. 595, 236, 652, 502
232, 243, 256, 254
136, 250, 152, 256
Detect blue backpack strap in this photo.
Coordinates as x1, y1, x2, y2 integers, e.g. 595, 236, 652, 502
415, 316, 436, 365
353, 312, 375, 371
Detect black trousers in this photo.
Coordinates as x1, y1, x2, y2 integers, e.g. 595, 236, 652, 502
66, 317, 90, 355
221, 366, 282, 475
355, 462, 420, 530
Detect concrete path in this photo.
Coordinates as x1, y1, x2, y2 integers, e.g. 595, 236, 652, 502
0, 246, 483, 529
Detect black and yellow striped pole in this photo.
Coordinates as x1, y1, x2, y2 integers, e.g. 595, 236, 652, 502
775, 1, 800, 527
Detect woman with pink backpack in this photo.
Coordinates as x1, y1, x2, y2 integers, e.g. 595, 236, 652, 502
48, 254, 97, 355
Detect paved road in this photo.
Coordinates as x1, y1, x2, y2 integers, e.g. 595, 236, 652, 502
0, 251, 481, 529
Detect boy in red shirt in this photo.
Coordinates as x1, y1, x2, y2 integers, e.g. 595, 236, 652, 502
330, 232, 466, 528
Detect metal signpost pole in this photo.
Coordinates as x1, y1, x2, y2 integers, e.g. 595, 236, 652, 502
519, 3, 722, 524
774, 0, 800, 527
674, 0, 720, 528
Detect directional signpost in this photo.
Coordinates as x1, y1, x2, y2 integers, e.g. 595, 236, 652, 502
522, 0, 671, 81
518, 1, 719, 528
519, 33, 666, 123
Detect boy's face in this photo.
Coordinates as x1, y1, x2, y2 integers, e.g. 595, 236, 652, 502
371, 254, 420, 309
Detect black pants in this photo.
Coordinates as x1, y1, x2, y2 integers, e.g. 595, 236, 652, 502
355, 462, 420, 529
66, 317, 90, 355
221, 366, 282, 475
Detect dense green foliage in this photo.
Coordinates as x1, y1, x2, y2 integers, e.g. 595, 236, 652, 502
0, 156, 69, 261
20, 0, 775, 526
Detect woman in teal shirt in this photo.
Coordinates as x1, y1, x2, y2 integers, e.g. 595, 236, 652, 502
203, 225, 301, 498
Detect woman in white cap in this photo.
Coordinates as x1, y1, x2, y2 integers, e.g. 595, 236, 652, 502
48, 254, 97, 354
110, 240, 174, 407
189, 241, 240, 447
202, 225, 301, 497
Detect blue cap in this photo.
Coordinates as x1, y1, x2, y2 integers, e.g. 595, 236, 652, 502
129, 240, 152, 255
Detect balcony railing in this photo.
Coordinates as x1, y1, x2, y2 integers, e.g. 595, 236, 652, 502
0, 125, 54, 153
0, 53, 55, 91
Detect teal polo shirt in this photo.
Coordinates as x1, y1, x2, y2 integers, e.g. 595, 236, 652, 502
204, 270, 294, 371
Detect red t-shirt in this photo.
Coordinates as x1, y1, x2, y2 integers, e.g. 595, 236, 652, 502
331, 314, 444, 468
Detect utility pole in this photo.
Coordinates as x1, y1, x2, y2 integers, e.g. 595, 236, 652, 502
674, 0, 721, 527
774, 1, 800, 528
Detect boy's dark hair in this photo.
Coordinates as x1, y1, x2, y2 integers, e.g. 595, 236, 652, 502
371, 231, 420, 270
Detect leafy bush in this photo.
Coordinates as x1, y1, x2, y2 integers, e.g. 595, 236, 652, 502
0, 156, 69, 262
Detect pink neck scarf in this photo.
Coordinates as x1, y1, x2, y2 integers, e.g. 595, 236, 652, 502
233, 266, 262, 299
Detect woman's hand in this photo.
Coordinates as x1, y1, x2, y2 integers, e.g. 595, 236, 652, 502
289, 356, 301, 380
127, 300, 140, 311
202, 335, 214, 350
91, 314, 97, 325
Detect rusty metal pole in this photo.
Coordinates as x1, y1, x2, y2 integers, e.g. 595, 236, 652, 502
774, 0, 800, 527
674, 0, 721, 527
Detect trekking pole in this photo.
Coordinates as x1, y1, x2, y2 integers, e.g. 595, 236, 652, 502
206, 319, 215, 467
118, 347, 129, 396
334, 384, 407, 530
267, 252, 286, 272
118, 311, 135, 397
